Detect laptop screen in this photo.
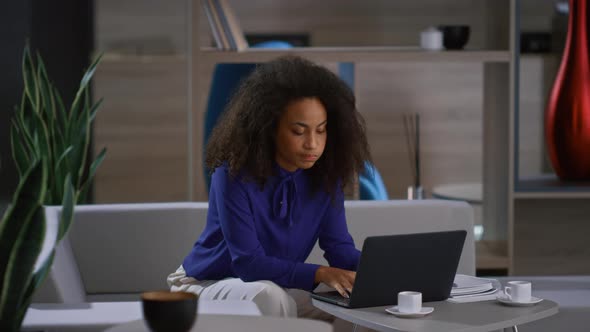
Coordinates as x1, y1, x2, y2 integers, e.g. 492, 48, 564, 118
313, 230, 466, 308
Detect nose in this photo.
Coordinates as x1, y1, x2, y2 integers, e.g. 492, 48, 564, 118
304, 133, 318, 150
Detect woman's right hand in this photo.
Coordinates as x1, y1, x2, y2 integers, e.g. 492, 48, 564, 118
314, 266, 356, 298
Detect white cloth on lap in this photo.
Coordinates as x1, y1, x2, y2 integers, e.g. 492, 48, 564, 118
167, 265, 333, 321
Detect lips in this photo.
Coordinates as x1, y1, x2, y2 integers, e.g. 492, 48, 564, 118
301, 154, 318, 161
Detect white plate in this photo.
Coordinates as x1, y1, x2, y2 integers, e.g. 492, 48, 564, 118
385, 306, 434, 318
496, 294, 543, 307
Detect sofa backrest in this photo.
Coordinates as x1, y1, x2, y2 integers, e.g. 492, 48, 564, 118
34, 200, 474, 302
73, 203, 208, 298
307, 200, 475, 276
34, 203, 208, 302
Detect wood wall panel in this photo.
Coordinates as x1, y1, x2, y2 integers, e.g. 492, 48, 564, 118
514, 199, 590, 275
93, 56, 189, 202
356, 62, 483, 199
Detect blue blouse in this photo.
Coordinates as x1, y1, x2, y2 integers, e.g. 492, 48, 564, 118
182, 163, 361, 290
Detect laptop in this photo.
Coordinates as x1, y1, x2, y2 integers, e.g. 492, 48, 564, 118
310, 230, 466, 308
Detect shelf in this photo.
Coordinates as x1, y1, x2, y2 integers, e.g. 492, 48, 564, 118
101, 53, 186, 63
520, 53, 560, 59
198, 47, 511, 63
514, 174, 590, 199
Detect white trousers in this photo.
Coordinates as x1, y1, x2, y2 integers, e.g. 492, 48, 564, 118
167, 265, 334, 321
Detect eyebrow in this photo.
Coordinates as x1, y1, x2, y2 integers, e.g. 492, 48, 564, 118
292, 120, 327, 128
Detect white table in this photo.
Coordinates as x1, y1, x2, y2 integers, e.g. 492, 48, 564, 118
431, 182, 482, 204
104, 314, 332, 332
22, 300, 261, 332
312, 298, 558, 332
494, 276, 590, 332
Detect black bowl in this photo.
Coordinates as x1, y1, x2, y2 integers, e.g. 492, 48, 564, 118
142, 291, 198, 332
438, 25, 470, 50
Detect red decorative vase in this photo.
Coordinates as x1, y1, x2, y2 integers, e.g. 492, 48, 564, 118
545, 0, 590, 180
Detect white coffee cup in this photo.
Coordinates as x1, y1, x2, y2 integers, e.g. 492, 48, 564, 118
420, 27, 443, 50
398, 291, 422, 313
504, 281, 532, 303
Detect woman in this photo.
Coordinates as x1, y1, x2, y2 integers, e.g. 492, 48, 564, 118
168, 55, 371, 319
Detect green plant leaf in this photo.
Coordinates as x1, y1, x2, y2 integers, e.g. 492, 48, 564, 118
48, 88, 61, 150
68, 53, 102, 123
54, 88, 71, 186
38, 58, 60, 178
0, 207, 45, 331
0, 160, 46, 329
21, 47, 39, 112
78, 147, 107, 203
36, 58, 47, 117
52, 145, 74, 205
55, 146, 74, 172
31, 111, 54, 204
88, 98, 103, 122
16, 94, 36, 156
0, 160, 46, 290
10, 124, 30, 177
80, 53, 103, 90
36, 53, 55, 121
76, 90, 92, 186
58, 174, 75, 241
54, 86, 69, 140
14, 251, 55, 331
28, 251, 55, 297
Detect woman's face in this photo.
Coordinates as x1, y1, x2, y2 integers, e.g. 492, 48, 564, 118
275, 97, 327, 172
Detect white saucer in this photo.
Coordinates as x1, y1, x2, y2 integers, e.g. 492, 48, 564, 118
385, 306, 434, 318
496, 294, 543, 307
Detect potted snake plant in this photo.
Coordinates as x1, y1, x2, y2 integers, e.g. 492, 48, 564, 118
0, 46, 106, 331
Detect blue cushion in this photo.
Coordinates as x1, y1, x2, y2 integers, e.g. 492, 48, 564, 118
359, 162, 389, 200
251, 41, 292, 49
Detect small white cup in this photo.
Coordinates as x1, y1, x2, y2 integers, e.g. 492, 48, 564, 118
504, 281, 532, 303
398, 291, 422, 313
420, 27, 443, 50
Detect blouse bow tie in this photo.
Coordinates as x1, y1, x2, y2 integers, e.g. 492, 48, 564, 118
272, 169, 301, 227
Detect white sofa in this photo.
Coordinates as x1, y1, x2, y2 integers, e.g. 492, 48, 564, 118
33, 199, 475, 303
25, 200, 475, 331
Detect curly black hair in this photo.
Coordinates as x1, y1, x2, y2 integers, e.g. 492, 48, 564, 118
205, 55, 371, 195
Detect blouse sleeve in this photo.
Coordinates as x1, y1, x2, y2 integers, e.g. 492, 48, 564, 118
212, 168, 320, 290
317, 187, 361, 271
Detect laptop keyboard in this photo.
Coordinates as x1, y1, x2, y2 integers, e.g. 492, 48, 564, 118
315, 291, 351, 305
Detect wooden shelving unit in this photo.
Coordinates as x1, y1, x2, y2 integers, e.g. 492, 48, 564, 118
514, 175, 590, 199
510, 1, 590, 275
199, 47, 510, 63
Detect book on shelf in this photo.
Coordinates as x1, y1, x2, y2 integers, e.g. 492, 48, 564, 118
447, 274, 500, 303
202, 0, 248, 51
210, 0, 235, 49
215, 0, 249, 51
202, 0, 228, 49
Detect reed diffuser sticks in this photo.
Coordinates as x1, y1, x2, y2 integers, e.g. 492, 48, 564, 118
403, 113, 423, 199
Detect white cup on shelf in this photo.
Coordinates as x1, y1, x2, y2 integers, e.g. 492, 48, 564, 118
504, 281, 532, 302
420, 27, 443, 51
397, 291, 422, 313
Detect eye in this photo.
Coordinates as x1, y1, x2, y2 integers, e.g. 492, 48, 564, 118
292, 130, 304, 136
317, 127, 326, 134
